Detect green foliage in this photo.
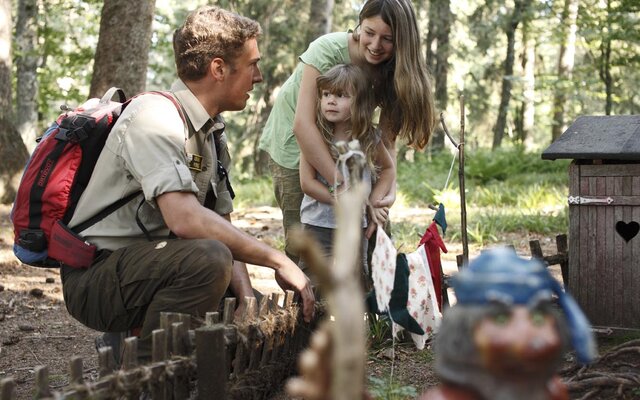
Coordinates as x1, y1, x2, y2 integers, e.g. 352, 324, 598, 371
232, 176, 276, 208
391, 147, 570, 250
12, 0, 639, 175
366, 313, 393, 350
368, 376, 418, 400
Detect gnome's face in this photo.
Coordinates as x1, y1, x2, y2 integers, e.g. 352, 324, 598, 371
473, 300, 565, 379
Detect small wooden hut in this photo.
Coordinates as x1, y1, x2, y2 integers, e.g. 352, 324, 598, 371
542, 115, 640, 330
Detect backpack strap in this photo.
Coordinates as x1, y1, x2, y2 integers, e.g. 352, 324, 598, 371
73, 92, 187, 237
73, 190, 142, 234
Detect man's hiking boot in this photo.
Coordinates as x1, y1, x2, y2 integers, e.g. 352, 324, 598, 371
94, 331, 126, 368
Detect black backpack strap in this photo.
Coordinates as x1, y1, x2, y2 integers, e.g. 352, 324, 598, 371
73, 191, 142, 234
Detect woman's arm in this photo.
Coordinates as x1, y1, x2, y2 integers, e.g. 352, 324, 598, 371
300, 152, 334, 205
369, 141, 395, 205
372, 110, 398, 208
293, 64, 342, 185
365, 140, 395, 238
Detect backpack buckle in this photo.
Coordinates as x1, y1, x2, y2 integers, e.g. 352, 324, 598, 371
18, 229, 47, 252
56, 115, 94, 143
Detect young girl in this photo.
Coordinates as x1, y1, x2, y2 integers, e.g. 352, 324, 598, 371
298, 64, 394, 286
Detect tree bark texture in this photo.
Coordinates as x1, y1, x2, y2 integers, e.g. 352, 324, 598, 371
306, 0, 334, 44
0, 0, 30, 203
492, 0, 527, 149
551, 0, 579, 140
598, 0, 612, 116
516, 18, 535, 148
15, 0, 39, 152
89, 0, 156, 99
429, 0, 452, 151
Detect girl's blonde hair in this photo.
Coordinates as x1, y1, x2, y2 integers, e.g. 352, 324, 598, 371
353, 0, 436, 150
316, 64, 379, 172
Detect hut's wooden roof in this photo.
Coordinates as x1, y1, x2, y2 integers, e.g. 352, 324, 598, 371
542, 115, 640, 160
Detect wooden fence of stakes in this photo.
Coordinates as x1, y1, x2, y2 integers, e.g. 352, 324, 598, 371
0, 289, 321, 400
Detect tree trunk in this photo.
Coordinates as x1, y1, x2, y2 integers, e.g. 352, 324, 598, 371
551, 0, 579, 141
425, 0, 436, 75
598, 0, 613, 115
306, 0, 334, 44
516, 17, 535, 148
0, 0, 30, 204
15, 0, 39, 153
89, 0, 156, 98
429, 0, 452, 151
492, 0, 527, 149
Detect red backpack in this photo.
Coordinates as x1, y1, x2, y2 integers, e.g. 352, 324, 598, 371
11, 88, 183, 269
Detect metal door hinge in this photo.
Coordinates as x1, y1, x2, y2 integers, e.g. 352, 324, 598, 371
568, 196, 613, 205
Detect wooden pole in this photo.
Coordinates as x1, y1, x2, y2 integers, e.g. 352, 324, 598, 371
439, 94, 469, 267
458, 95, 469, 265
196, 325, 228, 399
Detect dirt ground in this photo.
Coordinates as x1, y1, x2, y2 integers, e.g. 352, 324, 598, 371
1, 203, 639, 399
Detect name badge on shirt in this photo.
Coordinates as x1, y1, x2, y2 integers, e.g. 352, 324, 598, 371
187, 153, 203, 172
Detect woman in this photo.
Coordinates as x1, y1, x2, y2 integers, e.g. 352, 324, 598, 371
259, 0, 436, 263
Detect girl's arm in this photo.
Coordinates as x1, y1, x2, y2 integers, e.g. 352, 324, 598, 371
300, 151, 334, 205
293, 64, 342, 186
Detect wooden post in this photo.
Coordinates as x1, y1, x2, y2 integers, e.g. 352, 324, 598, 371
206, 311, 220, 326
289, 140, 369, 400
172, 322, 190, 399
222, 297, 236, 324
34, 366, 51, 399
160, 312, 190, 356
260, 296, 275, 367
122, 337, 138, 370
151, 329, 169, 400
69, 356, 87, 400
98, 347, 116, 378
0, 378, 16, 400
196, 325, 228, 399
282, 290, 295, 357
440, 95, 469, 267
234, 296, 258, 375
458, 96, 469, 265
529, 239, 544, 260
222, 297, 238, 375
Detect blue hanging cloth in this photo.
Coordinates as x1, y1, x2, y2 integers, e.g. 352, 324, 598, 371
433, 203, 447, 235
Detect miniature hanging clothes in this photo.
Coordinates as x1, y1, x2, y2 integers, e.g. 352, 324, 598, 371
433, 203, 448, 235
419, 221, 448, 311
370, 226, 441, 350
391, 245, 442, 350
370, 226, 397, 312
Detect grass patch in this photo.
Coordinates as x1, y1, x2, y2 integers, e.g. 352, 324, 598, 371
235, 147, 570, 247
368, 375, 418, 400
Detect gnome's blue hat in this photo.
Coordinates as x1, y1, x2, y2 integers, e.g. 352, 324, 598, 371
451, 247, 597, 364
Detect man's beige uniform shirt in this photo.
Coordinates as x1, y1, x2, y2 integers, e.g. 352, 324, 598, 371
68, 80, 233, 251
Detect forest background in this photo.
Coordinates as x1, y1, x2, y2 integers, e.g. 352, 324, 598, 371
1, 0, 639, 195
0, 1, 639, 398
1, 0, 639, 249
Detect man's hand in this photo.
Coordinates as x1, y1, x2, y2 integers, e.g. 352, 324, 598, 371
274, 260, 315, 323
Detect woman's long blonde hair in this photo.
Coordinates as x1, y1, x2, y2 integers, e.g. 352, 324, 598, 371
353, 0, 436, 150
316, 64, 379, 172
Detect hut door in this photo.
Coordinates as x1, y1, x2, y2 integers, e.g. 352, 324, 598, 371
568, 163, 640, 329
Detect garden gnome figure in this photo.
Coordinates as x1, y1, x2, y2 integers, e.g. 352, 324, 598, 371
420, 247, 597, 400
